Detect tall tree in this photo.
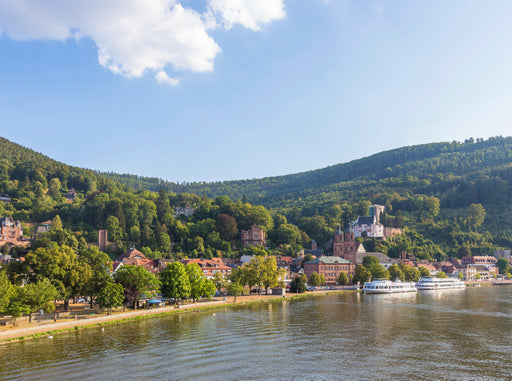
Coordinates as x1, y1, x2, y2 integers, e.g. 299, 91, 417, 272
156, 189, 172, 222
24, 245, 92, 311
80, 246, 112, 308
309, 272, 321, 287
97, 282, 125, 315
105, 215, 123, 242
215, 214, 238, 240
114, 265, 160, 308
337, 271, 348, 285
0, 270, 13, 314
160, 262, 191, 303
353, 265, 372, 285
21, 278, 57, 323
227, 281, 244, 301
467, 203, 486, 231
185, 262, 208, 302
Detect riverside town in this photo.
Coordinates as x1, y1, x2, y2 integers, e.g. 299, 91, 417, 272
2, 167, 512, 336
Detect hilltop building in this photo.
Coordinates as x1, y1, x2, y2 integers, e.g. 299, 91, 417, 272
241, 224, 266, 247
0, 217, 23, 243
66, 188, 77, 201
173, 206, 195, 218
351, 204, 402, 239
332, 226, 365, 257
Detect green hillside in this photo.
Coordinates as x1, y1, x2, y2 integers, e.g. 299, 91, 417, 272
106, 137, 512, 209
105, 136, 512, 258
2, 135, 512, 262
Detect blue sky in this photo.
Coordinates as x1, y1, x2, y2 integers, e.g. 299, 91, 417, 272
1, 0, 512, 182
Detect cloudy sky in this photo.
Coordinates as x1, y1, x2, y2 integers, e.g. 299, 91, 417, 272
1, 0, 512, 182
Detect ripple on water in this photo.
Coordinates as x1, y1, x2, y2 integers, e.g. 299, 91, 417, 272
1, 288, 512, 380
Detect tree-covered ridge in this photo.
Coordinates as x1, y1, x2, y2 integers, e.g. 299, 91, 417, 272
101, 137, 511, 200
1, 135, 512, 264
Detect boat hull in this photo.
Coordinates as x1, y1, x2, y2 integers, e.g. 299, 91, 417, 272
416, 278, 466, 291
363, 280, 417, 294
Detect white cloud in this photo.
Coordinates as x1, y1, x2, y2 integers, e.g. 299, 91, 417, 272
0, 0, 287, 83
208, 0, 286, 31
155, 70, 180, 86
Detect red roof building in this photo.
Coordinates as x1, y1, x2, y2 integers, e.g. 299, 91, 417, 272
113, 247, 159, 274
182, 257, 232, 278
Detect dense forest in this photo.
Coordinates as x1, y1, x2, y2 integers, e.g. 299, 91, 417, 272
1, 136, 512, 262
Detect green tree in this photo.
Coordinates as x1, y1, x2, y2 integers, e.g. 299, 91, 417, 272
22, 278, 57, 323
436, 271, 447, 279
467, 203, 486, 231
212, 272, 226, 292
309, 271, 321, 287
160, 262, 191, 303
80, 246, 112, 308
156, 189, 172, 222
400, 263, 421, 282
105, 215, 123, 242
388, 264, 404, 281
156, 231, 171, 255
186, 262, 208, 302
52, 214, 63, 230
0, 270, 13, 314
227, 281, 244, 301
419, 266, 431, 278
24, 245, 92, 311
496, 258, 509, 274
114, 265, 160, 308
301, 254, 314, 268
289, 276, 307, 293
353, 265, 372, 285
47, 178, 62, 201
202, 279, 216, 299
215, 214, 238, 240
192, 236, 205, 255
97, 281, 125, 315
367, 263, 389, 280
5, 287, 30, 327
260, 256, 286, 293
337, 271, 348, 285
362, 255, 380, 268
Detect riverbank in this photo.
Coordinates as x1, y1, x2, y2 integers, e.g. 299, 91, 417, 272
0, 289, 345, 343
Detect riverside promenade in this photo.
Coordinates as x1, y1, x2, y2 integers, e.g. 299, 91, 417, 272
0, 290, 338, 342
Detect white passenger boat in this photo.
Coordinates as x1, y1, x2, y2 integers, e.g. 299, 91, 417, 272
363, 279, 417, 294
416, 277, 466, 290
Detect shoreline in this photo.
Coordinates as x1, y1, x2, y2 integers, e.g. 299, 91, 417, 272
0, 290, 344, 343
2, 280, 510, 343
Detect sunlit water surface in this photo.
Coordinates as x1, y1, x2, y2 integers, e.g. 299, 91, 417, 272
1, 287, 512, 380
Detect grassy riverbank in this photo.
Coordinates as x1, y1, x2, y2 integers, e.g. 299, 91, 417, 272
0, 290, 349, 343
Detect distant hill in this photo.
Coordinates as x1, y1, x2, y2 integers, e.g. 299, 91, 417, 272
104, 136, 512, 208
104, 136, 512, 255
3, 135, 512, 259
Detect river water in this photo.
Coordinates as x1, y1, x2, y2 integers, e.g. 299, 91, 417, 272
1, 286, 512, 380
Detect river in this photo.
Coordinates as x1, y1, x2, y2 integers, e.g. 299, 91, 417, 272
1, 286, 511, 380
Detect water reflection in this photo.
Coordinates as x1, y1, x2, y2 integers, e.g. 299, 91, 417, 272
1, 287, 512, 380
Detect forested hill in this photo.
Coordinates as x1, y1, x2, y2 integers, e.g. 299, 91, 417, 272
105, 136, 512, 208
3, 135, 512, 259
0, 137, 124, 194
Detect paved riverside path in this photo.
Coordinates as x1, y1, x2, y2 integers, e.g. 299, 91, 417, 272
0, 299, 228, 341
0, 289, 350, 342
